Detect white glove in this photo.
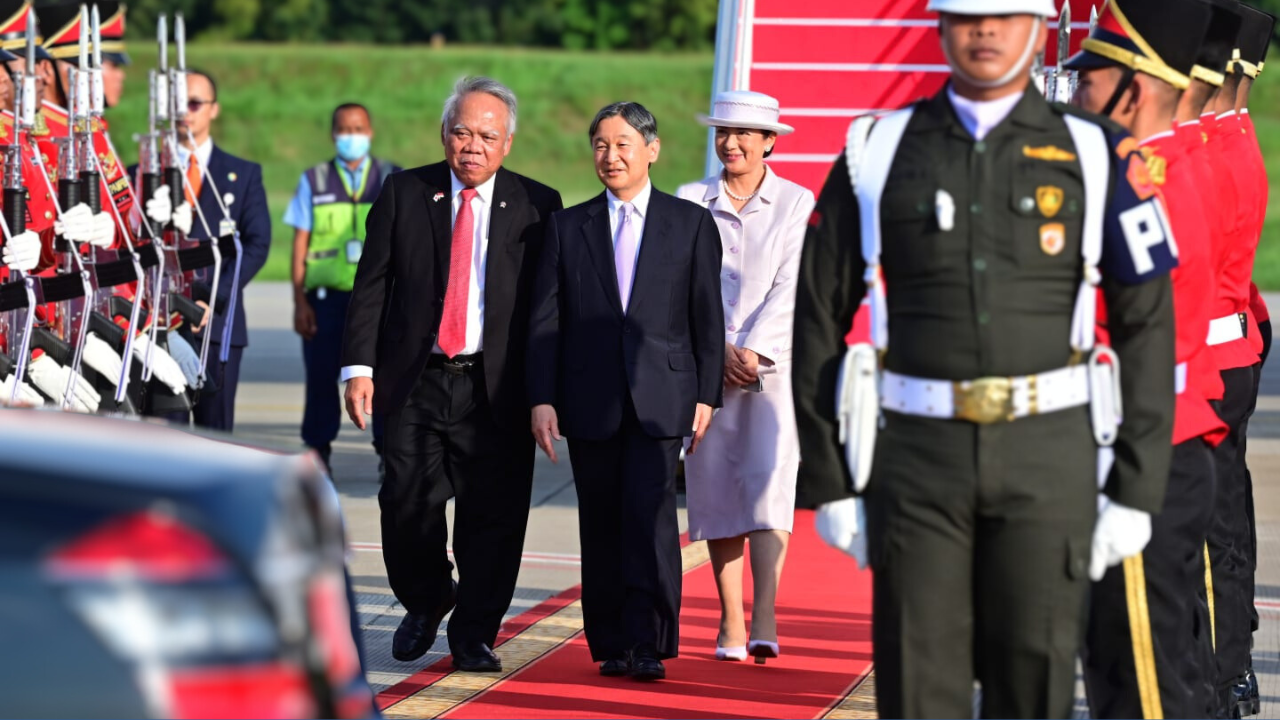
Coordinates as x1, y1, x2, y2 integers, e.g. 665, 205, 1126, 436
54, 203, 95, 244
165, 331, 201, 387
1089, 499, 1152, 581
0, 373, 44, 406
27, 354, 100, 413
86, 211, 116, 249
132, 332, 188, 395
172, 201, 193, 236
82, 332, 124, 386
816, 497, 868, 569
145, 185, 173, 225
3, 229, 40, 271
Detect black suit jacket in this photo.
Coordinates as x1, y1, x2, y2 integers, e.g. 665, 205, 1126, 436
342, 162, 563, 424
128, 144, 271, 348
527, 188, 725, 440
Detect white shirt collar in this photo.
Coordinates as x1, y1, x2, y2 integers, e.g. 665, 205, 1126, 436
450, 169, 497, 206
338, 156, 371, 177
946, 85, 1023, 141
704, 164, 778, 206
178, 137, 214, 170
607, 180, 652, 219
1140, 129, 1177, 145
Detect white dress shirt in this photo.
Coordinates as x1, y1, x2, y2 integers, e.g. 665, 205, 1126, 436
340, 170, 495, 383
946, 86, 1023, 141
178, 136, 214, 177
606, 180, 652, 288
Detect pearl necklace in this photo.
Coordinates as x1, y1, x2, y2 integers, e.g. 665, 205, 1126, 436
721, 172, 762, 202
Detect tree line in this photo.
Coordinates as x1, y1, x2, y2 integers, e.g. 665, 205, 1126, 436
42, 0, 1279, 54
83, 0, 718, 50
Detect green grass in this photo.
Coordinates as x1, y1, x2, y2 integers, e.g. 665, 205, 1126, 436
105, 43, 714, 281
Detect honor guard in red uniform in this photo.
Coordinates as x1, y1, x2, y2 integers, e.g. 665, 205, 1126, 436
1206, 5, 1275, 715
0, 1, 105, 411
1066, 1, 1229, 716
41, 2, 190, 410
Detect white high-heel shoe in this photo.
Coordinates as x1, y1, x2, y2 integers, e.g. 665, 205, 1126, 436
747, 639, 780, 665
715, 645, 748, 661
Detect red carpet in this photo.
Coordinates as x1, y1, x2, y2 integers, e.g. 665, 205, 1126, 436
443, 510, 874, 720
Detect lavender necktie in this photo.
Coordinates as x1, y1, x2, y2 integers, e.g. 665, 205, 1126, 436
614, 202, 638, 312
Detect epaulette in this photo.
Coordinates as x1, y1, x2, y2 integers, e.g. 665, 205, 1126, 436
842, 101, 921, 190
843, 115, 878, 190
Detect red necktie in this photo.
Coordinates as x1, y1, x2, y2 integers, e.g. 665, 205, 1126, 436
438, 187, 477, 358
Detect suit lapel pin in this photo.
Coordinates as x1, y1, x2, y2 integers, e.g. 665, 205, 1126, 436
223, 192, 235, 206
500, 201, 507, 209
227, 171, 237, 182
433, 192, 445, 203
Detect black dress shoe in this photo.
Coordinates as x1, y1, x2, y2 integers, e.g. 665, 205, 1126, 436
599, 658, 629, 677
452, 641, 502, 672
1232, 669, 1261, 717
391, 581, 457, 662
628, 647, 665, 682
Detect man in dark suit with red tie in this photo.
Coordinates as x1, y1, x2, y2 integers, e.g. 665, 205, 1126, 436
527, 102, 724, 681
342, 77, 563, 673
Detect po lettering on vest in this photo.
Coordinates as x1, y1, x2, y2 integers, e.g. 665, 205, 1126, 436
1119, 199, 1177, 274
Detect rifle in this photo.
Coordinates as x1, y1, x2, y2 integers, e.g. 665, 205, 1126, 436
1054, 2, 1074, 104
169, 13, 222, 386
73, 3, 146, 407
0, 10, 40, 405
22, 7, 97, 411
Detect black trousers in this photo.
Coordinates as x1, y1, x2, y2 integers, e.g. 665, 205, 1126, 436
1245, 364, 1262, 636
865, 408, 1097, 719
567, 398, 683, 662
1207, 364, 1258, 710
378, 357, 534, 650
301, 289, 383, 452
1084, 438, 1217, 719
191, 343, 243, 431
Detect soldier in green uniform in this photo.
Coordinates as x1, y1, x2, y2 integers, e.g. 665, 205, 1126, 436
791, 0, 1179, 716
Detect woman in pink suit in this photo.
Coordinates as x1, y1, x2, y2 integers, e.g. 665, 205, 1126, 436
677, 90, 814, 664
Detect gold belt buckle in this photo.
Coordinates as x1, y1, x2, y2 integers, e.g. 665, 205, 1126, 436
953, 377, 1015, 424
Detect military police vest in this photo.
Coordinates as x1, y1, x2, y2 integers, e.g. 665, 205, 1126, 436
304, 157, 395, 292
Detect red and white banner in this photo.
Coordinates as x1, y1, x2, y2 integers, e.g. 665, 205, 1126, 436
709, 0, 1102, 194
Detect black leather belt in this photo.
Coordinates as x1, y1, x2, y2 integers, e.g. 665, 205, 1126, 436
427, 352, 482, 375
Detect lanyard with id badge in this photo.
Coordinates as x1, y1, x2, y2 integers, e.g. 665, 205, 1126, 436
337, 160, 372, 265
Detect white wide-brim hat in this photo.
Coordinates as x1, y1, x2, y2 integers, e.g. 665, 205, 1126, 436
697, 90, 795, 136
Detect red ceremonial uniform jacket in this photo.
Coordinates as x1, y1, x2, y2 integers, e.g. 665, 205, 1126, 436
1141, 131, 1227, 445
0, 110, 60, 280
1242, 112, 1270, 346
1204, 112, 1264, 368
93, 116, 141, 251
1251, 282, 1269, 324
1177, 119, 1227, 401
1241, 111, 1269, 255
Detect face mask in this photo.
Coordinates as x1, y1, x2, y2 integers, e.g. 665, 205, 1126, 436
335, 133, 371, 162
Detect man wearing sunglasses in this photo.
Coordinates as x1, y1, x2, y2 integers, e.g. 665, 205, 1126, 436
162, 68, 271, 431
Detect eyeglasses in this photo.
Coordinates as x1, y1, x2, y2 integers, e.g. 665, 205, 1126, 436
187, 99, 213, 112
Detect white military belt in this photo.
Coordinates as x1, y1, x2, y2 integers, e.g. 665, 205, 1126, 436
881, 366, 1090, 424
1207, 313, 1247, 346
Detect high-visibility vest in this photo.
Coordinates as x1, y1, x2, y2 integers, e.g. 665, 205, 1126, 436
304, 157, 397, 292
